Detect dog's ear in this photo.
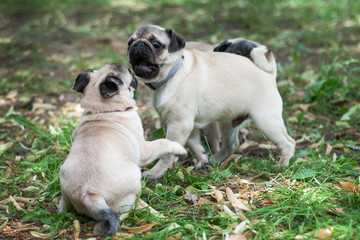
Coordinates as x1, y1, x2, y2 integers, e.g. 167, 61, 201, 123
213, 40, 231, 52
99, 73, 123, 99
129, 69, 138, 94
166, 28, 185, 53
73, 69, 93, 93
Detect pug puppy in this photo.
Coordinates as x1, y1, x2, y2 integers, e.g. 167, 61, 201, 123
58, 63, 186, 236
187, 39, 277, 152
214, 38, 277, 78
127, 25, 295, 179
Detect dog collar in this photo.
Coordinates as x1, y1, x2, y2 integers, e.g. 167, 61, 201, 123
146, 56, 184, 90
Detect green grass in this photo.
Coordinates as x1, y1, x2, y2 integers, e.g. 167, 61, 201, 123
0, 0, 360, 239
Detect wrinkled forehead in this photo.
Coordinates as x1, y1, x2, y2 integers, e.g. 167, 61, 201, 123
93, 63, 131, 81
133, 25, 168, 40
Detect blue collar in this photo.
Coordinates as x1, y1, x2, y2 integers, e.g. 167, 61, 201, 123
146, 56, 184, 90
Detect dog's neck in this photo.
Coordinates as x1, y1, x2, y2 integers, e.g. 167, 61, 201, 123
146, 56, 184, 90
84, 107, 133, 116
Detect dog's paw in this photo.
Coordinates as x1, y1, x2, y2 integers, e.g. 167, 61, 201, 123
195, 160, 210, 170
276, 160, 289, 168
171, 143, 187, 157
142, 169, 165, 179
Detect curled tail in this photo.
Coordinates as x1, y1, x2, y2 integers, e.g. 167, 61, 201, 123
84, 194, 120, 237
250, 46, 277, 78
213, 39, 278, 79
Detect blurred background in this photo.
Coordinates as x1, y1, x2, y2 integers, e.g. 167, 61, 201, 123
1, 0, 359, 149
1, 0, 360, 149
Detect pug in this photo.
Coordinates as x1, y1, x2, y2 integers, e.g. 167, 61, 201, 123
187, 39, 277, 152
214, 38, 277, 78
127, 25, 295, 179
58, 63, 187, 236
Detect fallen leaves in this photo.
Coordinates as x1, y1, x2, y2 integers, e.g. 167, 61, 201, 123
295, 227, 334, 240
122, 223, 154, 234
226, 188, 252, 212
0, 196, 38, 214
339, 182, 360, 194
73, 220, 81, 239
211, 190, 225, 203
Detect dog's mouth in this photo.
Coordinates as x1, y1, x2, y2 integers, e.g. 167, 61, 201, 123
128, 43, 160, 79
132, 58, 159, 79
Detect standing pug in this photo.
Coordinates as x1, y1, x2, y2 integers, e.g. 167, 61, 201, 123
213, 38, 277, 78
128, 25, 295, 179
59, 63, 186, 236
187, 39, 277, 152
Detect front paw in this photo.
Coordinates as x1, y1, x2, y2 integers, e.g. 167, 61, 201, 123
172, 143, 187, 157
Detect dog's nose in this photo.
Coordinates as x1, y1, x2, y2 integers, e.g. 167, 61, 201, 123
135, 41, 145, 49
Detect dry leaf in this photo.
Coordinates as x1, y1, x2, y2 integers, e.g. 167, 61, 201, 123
226, 188, 252, 212
30, 231, 51, 239
183, 193, 199, 205
168, 232, 182, 239
73, 220, 80, 239
238, 211, 249, 222
234, 220, 250, 235
0, 142, 14, 156
327, 208, 344, 215
122, 223, 154, 234
14, 197, 37, 205
211, 190, 224, 203
340, 182, 360, 194
9, 196, 25, 212
220, 154, 235, 168
198, 197, 211, 204
295, 227, 334, 240
314, 227, 333, 240
4, 167, 11, 179
258, 199, 274, 206
258, 143, 277, 149
235, 142, 250, 153
0, 205, 8, 213
227, 234, 248, 240
304, 113, 316, 120
5, 90, 18, 99
221, 154, 242, 168
115, 232, 134, 239
298, 104, 311, 111
325, 143, 333, 155
136, 199, 165, 218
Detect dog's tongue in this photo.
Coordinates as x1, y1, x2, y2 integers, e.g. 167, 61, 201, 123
135, 65, 152, 72
135, 61, 152, 72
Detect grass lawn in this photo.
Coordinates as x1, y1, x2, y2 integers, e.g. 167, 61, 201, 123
0, 0, 359, 239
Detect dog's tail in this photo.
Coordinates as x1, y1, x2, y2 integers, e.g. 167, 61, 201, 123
250, 45, 277, 79
83, 194, 120, 237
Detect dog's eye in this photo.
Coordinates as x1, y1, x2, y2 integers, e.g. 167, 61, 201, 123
128, 39, 134, 46
152, 41, 161, 49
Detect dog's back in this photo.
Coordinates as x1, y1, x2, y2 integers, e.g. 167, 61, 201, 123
214, 38, 277, 78
60, 122, 141, 236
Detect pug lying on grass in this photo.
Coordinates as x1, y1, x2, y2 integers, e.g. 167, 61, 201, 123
58, 63, 186, 236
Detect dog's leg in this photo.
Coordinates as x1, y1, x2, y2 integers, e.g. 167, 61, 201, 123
213, 122, 240, 163
142, 121, 194, 179
140, 139, 187, 167
186, 128, 209, 169
251, 110, 295, 166
202, 122, 221, 153
58, 193, 69, 213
